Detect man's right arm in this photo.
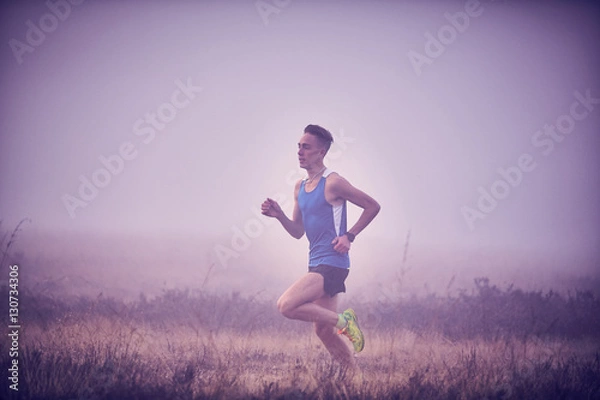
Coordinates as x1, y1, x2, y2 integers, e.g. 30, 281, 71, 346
261, 180, 304, 239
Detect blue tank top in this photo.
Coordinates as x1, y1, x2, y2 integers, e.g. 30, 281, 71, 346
298, 169, 350, 269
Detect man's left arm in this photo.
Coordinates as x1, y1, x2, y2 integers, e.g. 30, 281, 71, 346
329, 175, 381, 253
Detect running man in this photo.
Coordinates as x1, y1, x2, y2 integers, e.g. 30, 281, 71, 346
261, 124, 380, 367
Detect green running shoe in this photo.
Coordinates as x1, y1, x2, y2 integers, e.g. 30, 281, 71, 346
338, 308, 364, 353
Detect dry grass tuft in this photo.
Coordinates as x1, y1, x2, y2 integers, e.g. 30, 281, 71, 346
2, 310, 599, 399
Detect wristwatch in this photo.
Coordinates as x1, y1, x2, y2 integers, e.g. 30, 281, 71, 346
344, 232, 355, 243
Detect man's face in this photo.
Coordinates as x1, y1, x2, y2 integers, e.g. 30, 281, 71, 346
298, 132, 325, 170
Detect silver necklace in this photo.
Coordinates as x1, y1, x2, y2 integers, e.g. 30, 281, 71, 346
306, 166, 327, 184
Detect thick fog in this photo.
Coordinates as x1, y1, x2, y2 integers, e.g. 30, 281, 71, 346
1, 0, 599, 298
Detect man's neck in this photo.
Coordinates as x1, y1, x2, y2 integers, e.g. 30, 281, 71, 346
307, 164, 327, 179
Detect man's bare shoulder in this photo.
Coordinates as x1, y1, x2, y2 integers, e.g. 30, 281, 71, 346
325, 172, 355, 202
326, 172, 350, 187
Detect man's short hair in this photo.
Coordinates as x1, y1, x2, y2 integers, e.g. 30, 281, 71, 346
304, 124, 334, 152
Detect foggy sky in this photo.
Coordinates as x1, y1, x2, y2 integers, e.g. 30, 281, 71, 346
1, 0, 599, 288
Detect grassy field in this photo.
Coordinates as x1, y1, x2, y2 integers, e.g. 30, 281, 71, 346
1, 286, 599, 400
1, 223, 599, 398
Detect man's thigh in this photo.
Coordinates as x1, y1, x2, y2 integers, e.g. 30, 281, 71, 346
278, 272, 327, 309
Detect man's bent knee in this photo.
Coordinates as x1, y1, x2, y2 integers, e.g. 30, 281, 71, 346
277, 296, 294, 319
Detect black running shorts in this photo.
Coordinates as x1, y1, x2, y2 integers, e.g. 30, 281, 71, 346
308, 264, 350, 297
